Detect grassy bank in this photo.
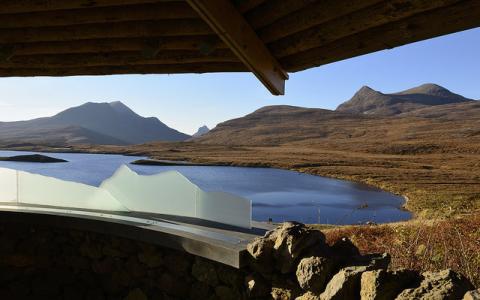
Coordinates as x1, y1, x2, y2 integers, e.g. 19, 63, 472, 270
319, 214, 480, 287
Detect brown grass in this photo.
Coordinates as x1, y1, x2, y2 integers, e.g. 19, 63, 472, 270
320, 214, 480, 287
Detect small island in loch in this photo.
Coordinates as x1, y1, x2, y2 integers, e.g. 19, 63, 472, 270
130, 159, 211, 166
0, 154, 67, 163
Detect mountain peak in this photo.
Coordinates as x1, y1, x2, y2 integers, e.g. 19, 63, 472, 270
42, 101, 190, 144
109, 100, 126, 107
397, 83, 451, 96
336, 86, 389, 115
108, 101, 137, 116
192, 125, 210, 138
352, 85, 384, 98
417, 83, 444, 89
337, 84, 474, 115
358, 85, 375, 92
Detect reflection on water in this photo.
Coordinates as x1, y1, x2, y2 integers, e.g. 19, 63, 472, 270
0, 150, 411, 224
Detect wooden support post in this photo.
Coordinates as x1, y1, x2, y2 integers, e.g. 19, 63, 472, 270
187, 0, 288, 95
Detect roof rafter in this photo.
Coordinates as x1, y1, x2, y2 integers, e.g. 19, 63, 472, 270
186, 0, 288, 95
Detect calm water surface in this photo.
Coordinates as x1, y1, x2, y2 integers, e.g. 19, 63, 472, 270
0, 150, 411, 224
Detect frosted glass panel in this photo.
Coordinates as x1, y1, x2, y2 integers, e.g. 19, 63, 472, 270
0, 168, 17, 203
17, 171, 127, 211
0, 165, 251, 228
100, 166, 197, 217
197, 191, 252, 228
101, 166, 252, 228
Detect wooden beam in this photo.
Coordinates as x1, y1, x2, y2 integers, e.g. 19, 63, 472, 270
2, 50, 239, 68
0, 0, 180, 14
5, 36, 226, 56
269, 0, 463, 58
235, 0, 268, 14
280, 0, 480, 72
0, 20, 213, 44
244, 0, 314, 30
187, 0, 288, 95
0, 3, 198, 29
0, 62, 247, 77
257, 0, 383, 43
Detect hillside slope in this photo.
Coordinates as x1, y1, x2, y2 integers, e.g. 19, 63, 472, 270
196, 105, 369, 145
0, 124, 128, 146
197, 84, 479, 148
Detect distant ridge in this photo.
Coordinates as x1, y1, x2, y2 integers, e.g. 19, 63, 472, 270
336, 83, 474, 115
194, 105, 354, 145
195, 84, 478, 146
0, 101, 190, 145
192, 125, 210, 138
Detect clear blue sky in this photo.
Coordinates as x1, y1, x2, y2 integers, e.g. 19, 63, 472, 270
0, 28, 479, 135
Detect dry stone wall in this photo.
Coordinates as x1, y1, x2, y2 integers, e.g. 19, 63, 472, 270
246, 222, 477, 300
0, 220, 477, 300
0, 222, 246, 299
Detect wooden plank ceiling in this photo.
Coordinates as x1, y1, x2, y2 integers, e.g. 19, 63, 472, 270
0, 0, 479, 95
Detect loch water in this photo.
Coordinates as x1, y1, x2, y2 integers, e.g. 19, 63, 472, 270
0, 150, 411, 224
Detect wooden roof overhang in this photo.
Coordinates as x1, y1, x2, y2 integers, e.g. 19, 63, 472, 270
0, 0, 479, 95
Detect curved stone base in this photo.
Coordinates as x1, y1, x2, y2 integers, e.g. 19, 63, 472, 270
0, 217, 476, 300
0, 221, 246, 299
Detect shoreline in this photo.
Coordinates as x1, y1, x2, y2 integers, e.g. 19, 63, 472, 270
3, 142, 478, 221
0, 147, 413, 225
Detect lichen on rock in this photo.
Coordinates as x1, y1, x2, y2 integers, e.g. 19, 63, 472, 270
296, 256, 336, 293
396, 269, 474, 300
360, 269, 420, 300
464, 288, 480, 300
